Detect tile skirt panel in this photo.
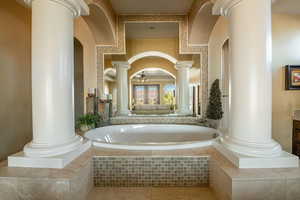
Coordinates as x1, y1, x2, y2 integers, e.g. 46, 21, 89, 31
93, 156, 209, 187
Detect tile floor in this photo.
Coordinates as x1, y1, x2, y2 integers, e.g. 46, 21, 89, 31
87, 187, 216, 200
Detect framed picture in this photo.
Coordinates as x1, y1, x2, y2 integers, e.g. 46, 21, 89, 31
285, 65, 300, 90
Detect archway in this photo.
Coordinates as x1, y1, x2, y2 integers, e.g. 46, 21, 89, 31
221, 39, 230, 131
128, 51, 178, 65
130, 67, 176, 80
83, 4, 116, 45
189, 1, 219, 45
130, 68, 176, 115
74, 38, 84, 121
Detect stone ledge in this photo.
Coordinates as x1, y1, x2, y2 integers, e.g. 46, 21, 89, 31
0, 150, 93, 200
209, 147, 300, 200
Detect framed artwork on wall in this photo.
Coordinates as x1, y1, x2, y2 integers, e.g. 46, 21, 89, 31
285, 65, 300, 90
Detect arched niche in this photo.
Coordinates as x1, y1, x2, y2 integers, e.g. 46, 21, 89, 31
189, 1, 219, 45
83, 4, 115, 45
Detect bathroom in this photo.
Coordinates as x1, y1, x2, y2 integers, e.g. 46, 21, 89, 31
1, 0, 300, 199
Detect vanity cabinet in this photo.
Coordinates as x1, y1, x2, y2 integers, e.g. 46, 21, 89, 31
292, 120, 300, 157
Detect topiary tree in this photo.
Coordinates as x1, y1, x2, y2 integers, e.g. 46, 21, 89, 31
206, 79, 223, 120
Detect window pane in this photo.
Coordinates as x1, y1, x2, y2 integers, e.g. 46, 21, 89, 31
134, 86, 145, 105
148, 85, 159, 104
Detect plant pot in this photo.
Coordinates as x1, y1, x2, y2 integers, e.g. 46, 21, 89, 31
207, 119, 220, 129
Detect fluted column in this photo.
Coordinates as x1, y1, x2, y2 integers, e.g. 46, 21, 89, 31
113, 62, 131, 116
21, 0, 89, 158
213, 0, 282, 157
175, 61, 193, 115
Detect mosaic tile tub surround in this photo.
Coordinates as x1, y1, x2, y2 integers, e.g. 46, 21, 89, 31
93, 156, 209, 187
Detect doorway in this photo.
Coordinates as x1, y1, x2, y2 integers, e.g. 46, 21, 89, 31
74, 38, 84, 121
221, 39, 230, 131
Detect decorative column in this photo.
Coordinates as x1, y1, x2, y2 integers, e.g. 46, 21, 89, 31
175, 61, 193, 115
113, 62, 131, 116
213, 0, 282, 157
8, 0, 90, 168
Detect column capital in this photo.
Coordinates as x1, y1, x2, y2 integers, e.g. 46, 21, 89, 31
23, 0, 89, 17
112, 61, 131, 70
212, 0, 243, 16
212, 0, 274, 16
175, 61, 193, 70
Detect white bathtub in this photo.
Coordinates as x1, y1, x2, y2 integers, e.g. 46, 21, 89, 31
84, 124, 220, 150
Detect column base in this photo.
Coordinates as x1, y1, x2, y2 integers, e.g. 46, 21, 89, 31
176, 109, 193, 116
117, 110, 131, 116
8, 138, 91, 169
24, 135, 85, 157
214, 140, 299, 168
222, 136, 283, 157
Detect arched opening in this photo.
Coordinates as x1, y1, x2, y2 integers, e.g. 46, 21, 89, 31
189, 1, 219, 45
130, 68, 176, 115
128, 51, 178, 65
74, 38, 84, 121
221, 39, 230, 131
103, 68, 117, 114
83, 4, 115, 45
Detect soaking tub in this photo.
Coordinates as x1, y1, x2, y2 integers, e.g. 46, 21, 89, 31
84, 124, 220, 150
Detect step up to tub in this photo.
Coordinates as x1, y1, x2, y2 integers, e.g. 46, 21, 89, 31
93, 156, 209, 187
110, 116, 207, 125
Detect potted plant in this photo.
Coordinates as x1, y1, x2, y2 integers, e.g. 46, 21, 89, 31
206, 79, 223, 129
76, 113, 102, 132
163, 92, 175, 111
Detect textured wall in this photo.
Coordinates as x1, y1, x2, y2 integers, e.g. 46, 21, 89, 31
0, 1, 32, 161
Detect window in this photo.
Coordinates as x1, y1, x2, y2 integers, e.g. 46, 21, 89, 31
133, 84, 160, 105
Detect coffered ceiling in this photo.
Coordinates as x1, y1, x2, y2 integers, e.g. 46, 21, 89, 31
109, 0, 195, 15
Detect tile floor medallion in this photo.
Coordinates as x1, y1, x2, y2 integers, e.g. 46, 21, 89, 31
93, 156, 209, 187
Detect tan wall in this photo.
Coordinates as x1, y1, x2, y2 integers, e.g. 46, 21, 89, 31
272, 14, 300, 152
0, 1, 32, 161
208, 14, 300, 152
74, 17, 97, 112
126, 38, 179, 59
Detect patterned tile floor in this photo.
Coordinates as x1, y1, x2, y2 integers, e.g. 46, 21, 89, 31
87, 187, 216, 200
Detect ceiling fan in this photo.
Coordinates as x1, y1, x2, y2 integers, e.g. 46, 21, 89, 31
136, 71, 147, 82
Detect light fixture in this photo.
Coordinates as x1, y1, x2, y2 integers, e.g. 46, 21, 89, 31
137, 71, 147, 83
